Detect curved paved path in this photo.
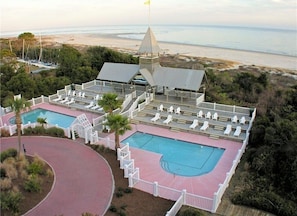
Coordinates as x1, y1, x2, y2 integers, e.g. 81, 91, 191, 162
1, 136, 114, 216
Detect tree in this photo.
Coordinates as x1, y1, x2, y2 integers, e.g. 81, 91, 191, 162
4, 97, 31, 158
37, 117, 47, 128
104, 114, 131, 151
98, 93, 122, 114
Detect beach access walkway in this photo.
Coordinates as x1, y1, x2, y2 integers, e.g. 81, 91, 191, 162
1, 136, 114, 216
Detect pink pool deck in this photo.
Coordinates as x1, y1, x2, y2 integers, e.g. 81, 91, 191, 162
108, 124, 242, 199
1, 102, 101, 126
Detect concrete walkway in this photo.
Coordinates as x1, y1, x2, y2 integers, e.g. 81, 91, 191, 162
1, 136, 114, 216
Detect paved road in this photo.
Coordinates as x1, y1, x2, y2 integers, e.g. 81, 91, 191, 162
1, 136, 114, 216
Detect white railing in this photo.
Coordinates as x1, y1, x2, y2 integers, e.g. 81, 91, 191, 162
198, 102, 251, 115
122, 93, 133, 112
166, 190, 186, 216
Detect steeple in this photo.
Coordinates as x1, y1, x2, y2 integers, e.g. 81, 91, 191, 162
138, 27, 161, 73
138, 27, 161, 56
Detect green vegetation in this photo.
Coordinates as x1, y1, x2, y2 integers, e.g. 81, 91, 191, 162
0, 149, 53, 215
204, 68, 297, 216
0, 42, 138, 106
104, 113, 132, 150
1, 36, 296, 215
23, 126, 65, 137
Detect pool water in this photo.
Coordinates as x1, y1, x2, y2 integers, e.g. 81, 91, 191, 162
122, 132, 225, 177
9, 108, 76, 128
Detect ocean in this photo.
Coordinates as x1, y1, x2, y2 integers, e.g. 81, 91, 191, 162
2, 25, 296, 57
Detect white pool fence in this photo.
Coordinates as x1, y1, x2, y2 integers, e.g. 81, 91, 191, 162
110, 107, 256, 215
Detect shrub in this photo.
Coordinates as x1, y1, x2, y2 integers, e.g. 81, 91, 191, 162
0, 191, 23, 214
46, 127, 65, 137
17, 154, 29, 172
0, 177, 12, 190
27, 155, 45, 175
34, 126, 46, 134
115, 190, 124, 198
0, 148, 17, 162
23, 126, 34, 135
177, 206, 204, 216
0, 128, 10, 137
23, 174, 41, 193
109, 205, 117, 212
27, 161, 44, 175
46, 168, 54, 179
124, 188, 133, 194
2, 162, 18, 180
231, 190, 297, 216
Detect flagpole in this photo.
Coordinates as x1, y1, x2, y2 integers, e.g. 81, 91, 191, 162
144, 0, 151, 27
148, 2, 151, 27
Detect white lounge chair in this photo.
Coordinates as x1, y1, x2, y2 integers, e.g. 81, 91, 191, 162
91, 104, 100, 110
163, 115, 173, 124
52, 95, 62, 102
77, 92, 82, 97
200, 121, 209, 131
158, 104, 164, 112
168, 106, 174, 113
94, 94, 100, 101
224, 124, 232, 135
65, 98, 75, 105
151, 113, 160, 122
72, 91, 76, 97
197, 110, 203, 118
189, 119, 199, 129
234, 126, 241, 137
67, 90, 71, 96
212, 112, 218, 120
175, 107, 181, 115
231, 115, 238, 123
81, 92, 85, 98
85, 101, 94, 108
60, 97, 69, 104
205, 111, 211, 119
240, 116, 246, 124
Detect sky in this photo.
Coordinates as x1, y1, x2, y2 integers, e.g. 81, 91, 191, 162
1, 0, 296, 33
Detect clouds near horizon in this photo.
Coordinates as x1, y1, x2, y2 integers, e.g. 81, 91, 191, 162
1, 0, 296, 32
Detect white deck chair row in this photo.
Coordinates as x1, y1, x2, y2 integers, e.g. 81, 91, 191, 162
224, 124, 242, 137
158, 104, 181, 115
232, 115, 246, 124
197, 110, 218, 120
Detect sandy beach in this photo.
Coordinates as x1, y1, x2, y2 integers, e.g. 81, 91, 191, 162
47, 33, 297, 71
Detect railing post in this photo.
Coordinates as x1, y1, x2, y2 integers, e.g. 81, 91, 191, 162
153, 181, 159, 197
124, 164, 129, 178
182, 189, 187, 204
128, 173, 133, 187
212, 192, 218, 213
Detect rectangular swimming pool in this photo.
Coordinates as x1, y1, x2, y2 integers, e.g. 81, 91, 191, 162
122, 132, 225, 177
9, 108, 76, 128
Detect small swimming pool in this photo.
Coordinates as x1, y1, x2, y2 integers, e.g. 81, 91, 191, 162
122, 132, 225, 177
9, 108, 76, 128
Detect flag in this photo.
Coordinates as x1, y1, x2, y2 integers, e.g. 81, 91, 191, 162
144, 0, 150, 5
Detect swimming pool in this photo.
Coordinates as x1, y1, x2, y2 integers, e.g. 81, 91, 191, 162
9, 108, 76, 128
122, 132, 225, 177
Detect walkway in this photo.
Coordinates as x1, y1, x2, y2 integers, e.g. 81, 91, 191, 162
1, 136, 114, 216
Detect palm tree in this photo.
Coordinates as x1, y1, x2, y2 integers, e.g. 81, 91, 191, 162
5, 97, 31, 158
104, 114, 131, 151
37, 117, 47, 128
98, 93, 122, 114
